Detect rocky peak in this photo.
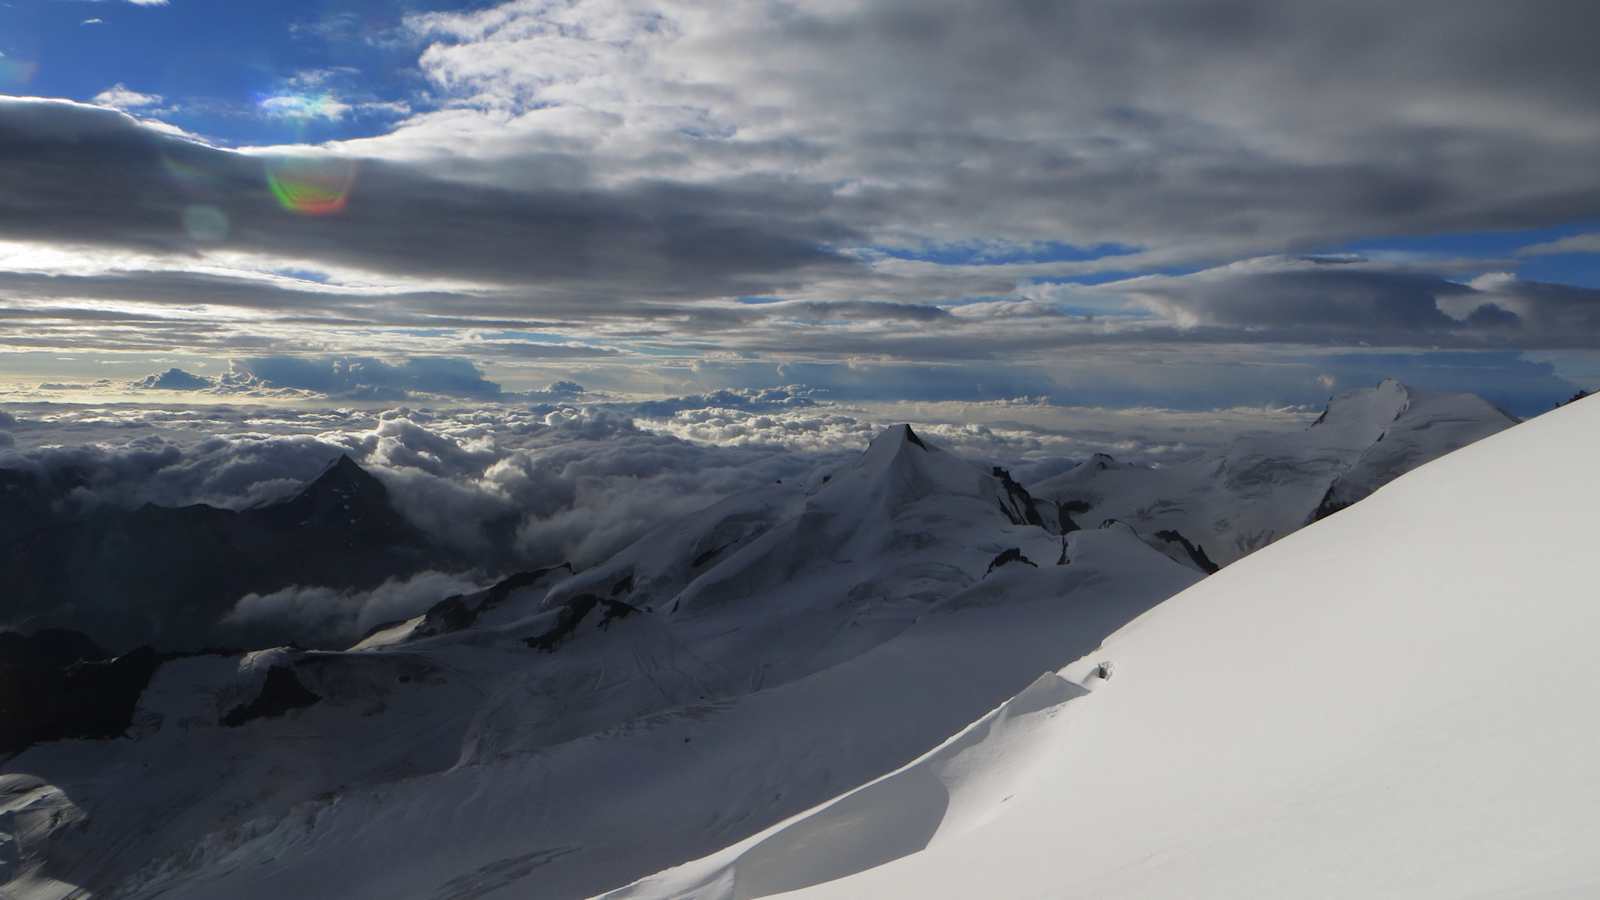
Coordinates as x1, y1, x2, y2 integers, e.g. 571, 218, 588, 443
275, 454, 392, 529
304, 454, 381, 499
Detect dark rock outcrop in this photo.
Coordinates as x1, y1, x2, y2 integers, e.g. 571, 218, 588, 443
1152, 529, 1220, 574
692, 542, 734, 569
221, 666, 321, 727
524, 592, 641, 651
1, 636, 164, 758
0, 628, 108, 670
991, 467, 1046, 528
984, 547, 1038, 576
525, 595, 601, 652
415, 596, 476, 638
407, 564, 574, 641
1055, 499, 1092, 534
1309, 483, 1349, 523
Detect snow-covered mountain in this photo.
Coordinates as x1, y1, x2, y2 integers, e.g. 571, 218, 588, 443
0, 385, 1527, 899
612, 392, 1600, 900
0, 426, 1199, 899
1030, 378, 1516, 566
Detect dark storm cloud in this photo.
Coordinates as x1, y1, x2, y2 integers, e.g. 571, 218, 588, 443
229, 355, 504, 399
1112, 260, 1600, 349
8, 0, 1600, 374
0, 98, 861, 296
0, 268, 476, 317
545, 0, 1600, 254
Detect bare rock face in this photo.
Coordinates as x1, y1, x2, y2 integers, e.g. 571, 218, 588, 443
0, 633, 161, 758
984, 547, 1038, 576
992, 467, 1047, 528
221, 666, 322, 728
1153, 529, 1220, 574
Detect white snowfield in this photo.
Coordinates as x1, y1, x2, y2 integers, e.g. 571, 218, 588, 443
609, 393, 1600, 900
1033, 378, 1517, 566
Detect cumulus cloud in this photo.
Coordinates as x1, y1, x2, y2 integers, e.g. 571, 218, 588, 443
626, 386, 820, 418
6, 0, 1600, 386
220, 570, 490, 647
1, 357, 1571, 652
0, 400, 846, 574
91, 84, 162, 110
394, 0, 1600, 256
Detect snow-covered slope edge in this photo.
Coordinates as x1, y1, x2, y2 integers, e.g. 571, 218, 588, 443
611, 395, 1600, 900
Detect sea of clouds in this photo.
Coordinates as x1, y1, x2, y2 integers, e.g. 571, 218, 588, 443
0, 383, 1310, 645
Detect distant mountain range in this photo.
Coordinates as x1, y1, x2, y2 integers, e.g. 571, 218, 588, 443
0, 381, 1531, 899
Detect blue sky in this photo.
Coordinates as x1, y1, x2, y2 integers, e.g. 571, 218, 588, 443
0, 0, 481, 144
1, 0, 1599, 412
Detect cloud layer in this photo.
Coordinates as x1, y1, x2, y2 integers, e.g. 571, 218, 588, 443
4, 1, 1600, 403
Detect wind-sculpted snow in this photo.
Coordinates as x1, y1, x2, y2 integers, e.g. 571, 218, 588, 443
616, 394, 1600, 899
606, 671, 1090, 900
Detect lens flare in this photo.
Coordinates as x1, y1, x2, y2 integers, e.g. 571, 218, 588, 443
257, 92, 348, 122
266, 157, 358, 216
182, 205, 229, 242
0, 56, 39, 88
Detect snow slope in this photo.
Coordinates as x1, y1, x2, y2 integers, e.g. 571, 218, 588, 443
1031, 379, 1515, 565
0, 427, 1197, 899
614, 394, 1600, 899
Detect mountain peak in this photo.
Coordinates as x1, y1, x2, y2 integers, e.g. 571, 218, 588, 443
865, 424, 929, 454
854, 424, 942, 481
308, 453, 376, 492
1310, 379, 1411, 431
276, 454, 394, 528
